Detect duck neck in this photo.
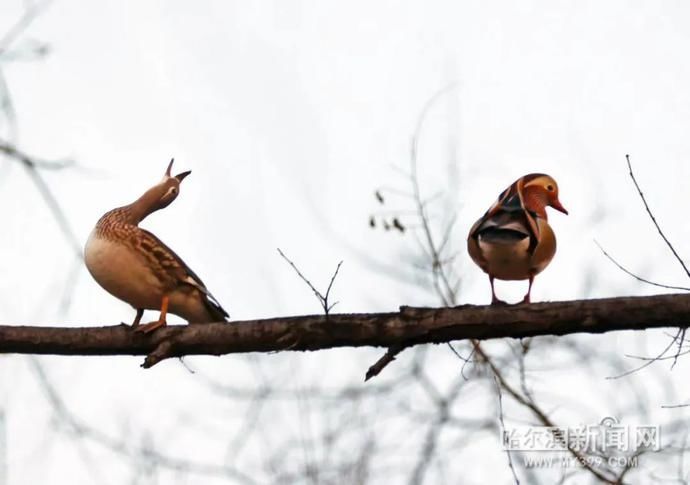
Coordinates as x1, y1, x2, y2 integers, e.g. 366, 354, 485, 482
522, 186, 549, 219
124, 186, 165, 225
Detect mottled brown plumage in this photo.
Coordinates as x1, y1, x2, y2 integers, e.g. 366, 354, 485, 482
85, 160, 228, 333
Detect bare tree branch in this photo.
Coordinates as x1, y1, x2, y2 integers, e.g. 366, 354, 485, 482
408, 373, 466, 485
27, 356, 259, 484
0, 139, 82, 256
0, 1, 48, 55
0, 293, 690, 369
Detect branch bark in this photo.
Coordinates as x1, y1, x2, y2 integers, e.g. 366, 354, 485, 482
1, 293, 689, 368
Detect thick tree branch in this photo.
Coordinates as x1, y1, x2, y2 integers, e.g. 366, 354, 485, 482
1, 293, 689, 368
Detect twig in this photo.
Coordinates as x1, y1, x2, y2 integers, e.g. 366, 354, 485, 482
410, 85, 459, 307
606, 328, 684, 379
0, 407, 5, 485
324, 262, 343, 313
277, 248, 343, 316
626, 154, 690, 279
672, 328, 687, 369
661, 403, 690, 409
594, 158, 690, 378
459, 344, 477, 380
494, 376, 520, 485
0, 2, 48, 55
0, 71, 17, 140
623, 347, 690, 363
408, 374, 466, 485
0, 3, 50, 140
594, 240, 690, 291
365, 345, 404, 381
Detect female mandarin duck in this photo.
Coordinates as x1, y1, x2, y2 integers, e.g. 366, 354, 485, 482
467, 173, 568, 305
85, 160, 229, 333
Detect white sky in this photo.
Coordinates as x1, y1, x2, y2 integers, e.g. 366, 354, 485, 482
2, 0, 690, 483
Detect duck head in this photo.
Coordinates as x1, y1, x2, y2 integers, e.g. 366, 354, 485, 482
153, 158, 191, 210
520, 173, 568, 218
130, 159, 192, 222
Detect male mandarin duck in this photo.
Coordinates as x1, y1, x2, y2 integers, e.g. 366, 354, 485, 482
85, 160, 229, 333
467, 173, 568, 305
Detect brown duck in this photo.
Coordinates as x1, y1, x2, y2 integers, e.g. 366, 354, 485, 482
85, 160, 229, 333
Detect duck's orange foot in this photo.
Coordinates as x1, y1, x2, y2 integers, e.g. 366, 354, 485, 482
134, 319, 167, 334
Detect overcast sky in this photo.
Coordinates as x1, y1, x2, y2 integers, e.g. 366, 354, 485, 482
2, 1, 690, 483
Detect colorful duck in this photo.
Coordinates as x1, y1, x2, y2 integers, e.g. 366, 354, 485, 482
467, 173, 568, 304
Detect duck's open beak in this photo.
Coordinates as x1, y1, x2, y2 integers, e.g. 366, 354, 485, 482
165, 158, 190, 181
175, 170, 191, 182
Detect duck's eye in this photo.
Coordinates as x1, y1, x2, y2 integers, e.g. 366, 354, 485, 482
546, 184, 554, 192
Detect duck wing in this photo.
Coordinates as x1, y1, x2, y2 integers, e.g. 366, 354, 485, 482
471, 179, 542, 249
136, 229, 230, 320
470, 208, 541, 253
